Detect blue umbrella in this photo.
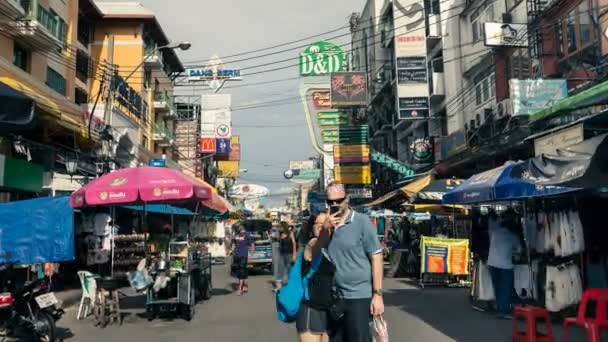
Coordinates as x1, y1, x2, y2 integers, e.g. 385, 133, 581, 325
443, 161, 577, 204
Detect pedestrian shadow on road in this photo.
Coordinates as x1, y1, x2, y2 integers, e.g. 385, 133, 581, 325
384, 287, 512, 341
211, 287, 232, 296
57, 327, 75, 340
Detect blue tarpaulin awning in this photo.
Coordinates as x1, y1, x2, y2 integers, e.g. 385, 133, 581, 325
443, 161, 577, 204
123, 204, 194, 215
0, 196, 75, 264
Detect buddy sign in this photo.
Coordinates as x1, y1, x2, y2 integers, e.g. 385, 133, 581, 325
187, 55, 242, 92
300, 42, 347, 76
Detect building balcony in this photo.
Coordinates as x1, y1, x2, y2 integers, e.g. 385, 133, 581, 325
153, 90, 176, 117
5, 1, 66, 50
144, 45, 163, 68
0, 0, 26, 22
152, 125, 175, 147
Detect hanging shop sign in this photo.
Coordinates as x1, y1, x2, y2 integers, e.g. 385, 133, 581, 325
300, 41, 347, 76
397, 57, 427, 84
229, 184, 270, 199
420, 237, 469, 275
330, 72, 367, 107
398, 97, 429, 120
321, 129, 340, 144
484, 23, 528, 47
510, 79, 568, 116
393, 0, 426, 56
333, 144, 370, 164
283, 168, 321, 180
200, 138, 216, 154
289, 160, 315, 170
393, 0, 430, 121
370, 151, 415, 177
317, 111, 349, 126
334, 165, 371, 185
346, 185, 373, 199
217, 161, 240, 178
187, 55, 242, 92
534, 124, 584, 156
338, 125, 369, 144
148, 159, 166, 167
408, 137, 434, 164
215, 138, 231, 155
312, 91, 332, 109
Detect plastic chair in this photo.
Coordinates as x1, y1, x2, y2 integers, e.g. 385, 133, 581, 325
76, 271, 97, 320
563, 288, 608, 342
511, 306, 555, 342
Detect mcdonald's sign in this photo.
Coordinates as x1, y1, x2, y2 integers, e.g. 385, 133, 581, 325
200, 138, 216, 153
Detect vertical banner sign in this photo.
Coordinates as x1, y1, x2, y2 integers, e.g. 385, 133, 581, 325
393, 0, 430, 121
201, 94, 231, 138
215, 138, 231, 155
330, 72, 368, 107
420, 237, 470, 275
214, 110, 232, 139
300, 42, 347, 76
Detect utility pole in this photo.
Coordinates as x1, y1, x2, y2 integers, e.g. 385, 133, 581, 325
103, 34, 115, 125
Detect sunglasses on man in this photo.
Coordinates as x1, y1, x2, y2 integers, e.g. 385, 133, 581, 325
326, 197, 346, 206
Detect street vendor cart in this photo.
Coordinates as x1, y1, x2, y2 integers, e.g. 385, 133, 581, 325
146, 240, 212, 321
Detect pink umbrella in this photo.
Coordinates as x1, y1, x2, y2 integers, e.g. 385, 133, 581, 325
70, 166, 212, 208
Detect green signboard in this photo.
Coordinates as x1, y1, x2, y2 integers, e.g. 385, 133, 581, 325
370, 151, 415, 177
321, 128, 339, 144
339, 125, 369, 144
296, 169, 321, 180
300, 41, 347, 76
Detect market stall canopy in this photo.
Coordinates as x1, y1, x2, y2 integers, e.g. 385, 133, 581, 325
0, 81, 35, 130
512, 133, 608, 189
201, 191, 237, 215
403, 204, 469, 216
70, 166, 212, 208
412, 178, 464, 203
123, 204, 194, 215
443, 161, 576, 204
0, 196, 74, 264
364, 175, 433, 207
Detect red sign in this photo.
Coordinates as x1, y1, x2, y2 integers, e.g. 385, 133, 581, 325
312, 91, 331, 109
200, 138, 216, 153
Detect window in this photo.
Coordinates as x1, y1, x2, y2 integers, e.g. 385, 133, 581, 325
430, 0, 441, 15
75, 88, 88, 105
77, 14, 92, 46
13, 45, 28, 71
471, 3, 495, 42
46, 67, 66, 95
76, 50, 89, 82
474, 71, 496, 107
144, 68, 152, 88
556, 0, 595, 58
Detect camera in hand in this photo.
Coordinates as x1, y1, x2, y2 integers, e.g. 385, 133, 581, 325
329, 205, 341, 216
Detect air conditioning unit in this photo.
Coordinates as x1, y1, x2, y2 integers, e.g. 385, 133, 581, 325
496, 99, 513, 117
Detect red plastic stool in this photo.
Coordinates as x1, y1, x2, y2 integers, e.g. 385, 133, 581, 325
511, 306, 555, 342
563, 288, 608, 342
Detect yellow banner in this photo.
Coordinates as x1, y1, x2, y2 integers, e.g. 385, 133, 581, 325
420, 236, 469, 275
333, 144, 370, 158
218, 161, 240, 178
334, 165, 371, 184
231, 135, 240, 145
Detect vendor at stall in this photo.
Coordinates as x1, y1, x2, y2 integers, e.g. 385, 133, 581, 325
487, 208, 522, 319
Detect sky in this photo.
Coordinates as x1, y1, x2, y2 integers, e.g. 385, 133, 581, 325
121, 0, 365, 206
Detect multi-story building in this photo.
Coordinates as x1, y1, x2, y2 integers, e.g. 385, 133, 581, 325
351, 0, 447, 193
0, 0, 101, 199
85, 1, 183, 168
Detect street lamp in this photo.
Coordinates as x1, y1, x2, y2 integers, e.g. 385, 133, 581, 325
159, 41, 191, 51
65, 153, 78, 180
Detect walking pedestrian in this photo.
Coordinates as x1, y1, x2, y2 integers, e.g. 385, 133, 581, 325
230, 224, 254, 296
276, 221, 297, 290
296, 212, 333, 342
325, 183, 384, 342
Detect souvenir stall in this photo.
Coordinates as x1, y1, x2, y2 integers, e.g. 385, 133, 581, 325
442, 154, 593, 315
0, 196, 75, 290
70, 166, 214, 324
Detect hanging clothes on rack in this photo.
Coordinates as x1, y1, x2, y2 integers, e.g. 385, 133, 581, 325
545, 263, 582, 312
513, 264, 534, 299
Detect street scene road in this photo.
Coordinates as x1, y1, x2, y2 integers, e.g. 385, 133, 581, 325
56, 265, 517, 342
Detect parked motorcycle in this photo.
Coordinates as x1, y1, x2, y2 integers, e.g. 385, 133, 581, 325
0, 277, 64, 342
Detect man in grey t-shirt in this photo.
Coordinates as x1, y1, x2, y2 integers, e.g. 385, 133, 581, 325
326, 184, 384, 342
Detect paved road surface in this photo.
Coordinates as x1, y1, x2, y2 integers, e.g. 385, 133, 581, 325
56, 265, 553, 341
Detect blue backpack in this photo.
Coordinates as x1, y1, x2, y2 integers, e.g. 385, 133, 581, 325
276, 251, 323, 323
